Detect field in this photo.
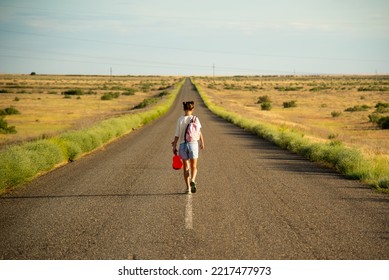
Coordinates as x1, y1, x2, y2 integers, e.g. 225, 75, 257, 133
0, 75, 180, 148
194, 76, 389, 157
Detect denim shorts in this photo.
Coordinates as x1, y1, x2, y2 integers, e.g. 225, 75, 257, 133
179, 142, 199, 160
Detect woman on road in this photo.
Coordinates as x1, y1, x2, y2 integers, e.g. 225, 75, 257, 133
171, 101, 204, 194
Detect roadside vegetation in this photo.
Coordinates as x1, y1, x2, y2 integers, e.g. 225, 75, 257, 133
193, 76, 389, 193
0, 76, 184, 193
0, 75, 179, 147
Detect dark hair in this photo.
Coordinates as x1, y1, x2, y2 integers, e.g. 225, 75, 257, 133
183, 101, 194, 111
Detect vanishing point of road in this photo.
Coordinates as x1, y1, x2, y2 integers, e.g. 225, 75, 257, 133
1, 78, 388, 259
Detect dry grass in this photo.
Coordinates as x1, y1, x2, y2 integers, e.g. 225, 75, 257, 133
196, 76, 389, 157
0, 74, 179, 147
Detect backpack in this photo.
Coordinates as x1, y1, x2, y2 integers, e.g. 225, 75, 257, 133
185, 116, 201, 142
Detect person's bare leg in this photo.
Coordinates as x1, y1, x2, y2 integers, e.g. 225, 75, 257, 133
190, 159, 198, 183
183, 160, 191, 193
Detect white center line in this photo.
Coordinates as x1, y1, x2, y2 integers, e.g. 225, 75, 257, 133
185, 195, 193, 229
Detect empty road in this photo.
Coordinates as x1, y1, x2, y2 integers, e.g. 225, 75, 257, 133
1, 78, 388, 259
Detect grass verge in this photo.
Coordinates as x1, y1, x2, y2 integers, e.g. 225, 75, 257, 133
0, 79, 185, 193
192, 78, 389, 193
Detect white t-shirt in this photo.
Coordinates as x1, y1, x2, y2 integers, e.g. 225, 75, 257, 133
175, 115, 202, 144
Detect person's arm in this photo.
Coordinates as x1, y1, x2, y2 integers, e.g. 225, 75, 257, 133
199, 131, 204, 150
171, 136, 179, 155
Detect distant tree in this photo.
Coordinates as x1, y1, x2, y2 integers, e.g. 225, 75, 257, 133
30, 72, 36, 75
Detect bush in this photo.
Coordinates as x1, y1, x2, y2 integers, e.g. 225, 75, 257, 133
331, 111, 342, 118
368, 113, 381, 123
141, 83, 153, 92
256, 95, 271, 104
379, 178, 389, 189
133, 98, 158, 109
377, 116, 389, 129
274, 86, 303, 91
62, 89, 83, 95
0, 106, 21, 115
375, 102, 389, 113
345, 104, 370, 112
0, 117, 17, 134
261, 102, 272, 111
157, 90, 170, 97
283, 100, 297, 108
368, 114, 389, 129
358, 86, 389, 92
310, 86, 331, 92
101, 92, 120, 100
122, 88, 136, 96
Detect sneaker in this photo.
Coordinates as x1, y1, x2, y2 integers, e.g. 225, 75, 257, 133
190, 181, 197, 193
185, 188, 192, 195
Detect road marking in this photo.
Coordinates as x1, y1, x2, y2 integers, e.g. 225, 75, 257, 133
185, 195, 193, 229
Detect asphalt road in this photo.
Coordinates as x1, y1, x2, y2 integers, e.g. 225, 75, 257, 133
1, 78, 388, 260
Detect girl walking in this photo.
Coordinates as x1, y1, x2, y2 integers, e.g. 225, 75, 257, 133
172, 101, 204, 194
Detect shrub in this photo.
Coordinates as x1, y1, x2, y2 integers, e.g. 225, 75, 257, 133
133, 97, 158, 109
377, 116, 389, 129
274, 86, 303, 91
283, 100, 297, 108
141, 83, 152, 92
261, 102, 272, 111
309, 86, 331, 92
375, 102, 389, 113
331, 111, 342, 118
256, 95, 271, 104
358, 86, 389, 92
122, 88, 136, 96
379, 178, 389, 189
368, 113, 381, 123
101, 92, 120, 100
101, 93, 113, 100
0, 117, 17, 134
368, 114, 389, 129
328, 133, 338, 139
345, 104, 370, 112
63, 89, 83, 95
157, 90, 170, 97
0, 106, 21, 115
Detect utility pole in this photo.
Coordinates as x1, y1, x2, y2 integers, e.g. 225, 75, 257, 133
213, 63, 215, 78
110, 67, 112, 76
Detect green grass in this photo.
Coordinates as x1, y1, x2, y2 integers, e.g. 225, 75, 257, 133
192, 78, 389, 193
0, 78, 184, 193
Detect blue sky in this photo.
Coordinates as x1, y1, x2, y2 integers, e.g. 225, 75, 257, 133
0, 0, 388, 75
